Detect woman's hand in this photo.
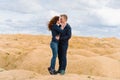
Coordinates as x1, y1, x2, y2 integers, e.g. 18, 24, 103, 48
56, 35, 60, 40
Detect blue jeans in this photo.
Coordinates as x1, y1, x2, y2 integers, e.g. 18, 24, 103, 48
50, 41, 58, 69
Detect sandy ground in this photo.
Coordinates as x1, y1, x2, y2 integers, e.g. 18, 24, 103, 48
0, 34, 120, 80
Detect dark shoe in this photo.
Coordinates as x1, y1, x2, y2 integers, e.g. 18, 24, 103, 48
57, 70, 61, 73
48, 67, 57, 75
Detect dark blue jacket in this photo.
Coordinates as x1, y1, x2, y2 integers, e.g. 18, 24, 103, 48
51, 24, 63, 43
59, 23, 72, 45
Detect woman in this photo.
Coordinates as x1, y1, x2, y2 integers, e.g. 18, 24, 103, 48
48, 16, 63, 75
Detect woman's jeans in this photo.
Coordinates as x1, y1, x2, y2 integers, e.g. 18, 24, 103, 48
50, 41, 58, 69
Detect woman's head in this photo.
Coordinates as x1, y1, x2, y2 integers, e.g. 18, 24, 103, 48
48, 16, 60, 31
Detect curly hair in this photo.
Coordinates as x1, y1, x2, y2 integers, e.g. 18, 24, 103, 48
48, 16, 59, 31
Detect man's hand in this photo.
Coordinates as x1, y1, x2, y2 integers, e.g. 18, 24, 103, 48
56, 35, 60, 40
61, 26, 64, 30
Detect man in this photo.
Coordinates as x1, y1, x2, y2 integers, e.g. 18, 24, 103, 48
57, 14, 72, 75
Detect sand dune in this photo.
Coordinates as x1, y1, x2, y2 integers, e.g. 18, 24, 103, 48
0, 34, 120, 80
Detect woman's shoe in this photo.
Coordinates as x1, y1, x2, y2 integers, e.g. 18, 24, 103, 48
48, 67, 57, 75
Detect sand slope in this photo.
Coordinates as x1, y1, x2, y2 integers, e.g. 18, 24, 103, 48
0, 70, 120, 80
0, 34, 120, 80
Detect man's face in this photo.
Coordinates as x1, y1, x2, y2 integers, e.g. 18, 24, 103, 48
60, 16, 66, 23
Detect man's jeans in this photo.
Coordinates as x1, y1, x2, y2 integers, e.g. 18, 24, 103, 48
50, 41, 58, 69
58, 43, 68, 71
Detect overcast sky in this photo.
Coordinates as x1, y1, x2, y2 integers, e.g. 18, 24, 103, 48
0, 0, 120, 37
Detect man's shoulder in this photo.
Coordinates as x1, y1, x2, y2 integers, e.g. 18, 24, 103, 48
66, 23, 71, 29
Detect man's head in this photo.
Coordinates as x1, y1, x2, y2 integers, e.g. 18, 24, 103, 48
60, 14, 68, 23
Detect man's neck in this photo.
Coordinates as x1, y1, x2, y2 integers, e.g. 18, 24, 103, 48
60, 22, 67, 30
62, 22, 67, 27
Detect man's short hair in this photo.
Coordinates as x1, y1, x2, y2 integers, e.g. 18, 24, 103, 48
60, 14, 68, 21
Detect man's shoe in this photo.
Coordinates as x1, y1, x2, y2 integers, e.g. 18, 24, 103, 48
57, 70, 61, 73
59, 70, 65, 75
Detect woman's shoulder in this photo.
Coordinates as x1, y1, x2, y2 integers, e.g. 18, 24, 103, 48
53, 24, 59, 26
52, 24, 59, 28
51, 24, 57, 30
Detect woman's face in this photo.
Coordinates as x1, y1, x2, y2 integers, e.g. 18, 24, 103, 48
57, 18, 61, 24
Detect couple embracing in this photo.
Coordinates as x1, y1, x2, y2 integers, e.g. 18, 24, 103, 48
48, 14, 72, 75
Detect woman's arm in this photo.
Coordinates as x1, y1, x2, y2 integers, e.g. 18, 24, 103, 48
53, 24, 64, 33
